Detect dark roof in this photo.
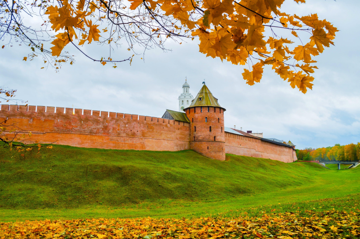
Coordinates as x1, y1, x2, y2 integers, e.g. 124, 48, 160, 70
228, 128, 294, 149
185, 84, 225, 110
163, 109, 190, 123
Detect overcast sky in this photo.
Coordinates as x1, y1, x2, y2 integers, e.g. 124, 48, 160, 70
1, 0, 359, 149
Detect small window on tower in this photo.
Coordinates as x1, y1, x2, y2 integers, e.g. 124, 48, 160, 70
192, 118, 194, 123
218, 118, 220, 123
194, 108, 196, 113
208, 107, 209, 112
201, 107, 203, 112
214, 108, 216, 113
205, 117, 207, 122
209, 126, 212, 132
214, 136, 216, 141
199, 97, 202, 101
194, 126, 196, 132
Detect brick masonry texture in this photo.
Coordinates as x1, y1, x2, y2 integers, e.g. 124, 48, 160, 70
225, 133, 297, 163
185, 106, 226, 161
0, 105, 190, 151
0, 104, 297, 162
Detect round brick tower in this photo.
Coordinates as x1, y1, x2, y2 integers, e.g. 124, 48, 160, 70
184, 83, 226, 161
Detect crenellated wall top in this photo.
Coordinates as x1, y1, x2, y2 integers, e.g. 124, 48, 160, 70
0, 104, 190, 127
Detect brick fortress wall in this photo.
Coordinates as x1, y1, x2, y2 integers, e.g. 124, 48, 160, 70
0, 105, 190, 151
225, 132, 297, 163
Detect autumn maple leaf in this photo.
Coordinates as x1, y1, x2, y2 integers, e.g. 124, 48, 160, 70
242, 63, 264, 85
86, 20, 101, 43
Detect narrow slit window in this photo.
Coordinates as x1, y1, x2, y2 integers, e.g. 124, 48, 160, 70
194, 108, 196, 113
209, 126, 212, 132
208, 107, 209, 112
192, 118, 194, 123
221, 127, 223, 132
220, 109, 221, 113
201, 107, 203, 113
194, 126, 196, 132
214, 108, 216, 113
205, 117, 207, 122
214, 136, 216, 141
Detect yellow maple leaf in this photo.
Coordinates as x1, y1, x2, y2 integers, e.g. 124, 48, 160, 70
275, 64, 292, 80
297, 63, 318, 74
227, 46, 248, 65
297, 14, 325, 29
310, 28, 331, 53
330, 225, 338, 232
50, 33, 70, 56
242, 62, 264, 85
202, 0, 233, 26
86, 20, 101, 43
77, 0, 85, 10
211, 30, 236, 60
129, 0, 143, 10
293, 43, 318, 63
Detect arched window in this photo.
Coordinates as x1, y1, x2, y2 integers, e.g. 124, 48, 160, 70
209, 126, 212, 132
205, 117, 207, 122
208, 107, 210, 112
214, 136, 216, 141
194, 126, 196, 132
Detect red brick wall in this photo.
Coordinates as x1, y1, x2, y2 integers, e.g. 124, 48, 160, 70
0, 105, 190, 151
225, 132, 297, 163
185, 107, 226, 161
0, 104, 297, 162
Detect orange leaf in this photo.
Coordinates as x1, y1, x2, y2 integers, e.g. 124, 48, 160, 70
129, 0, 143, 10
242, 62, 264, 85
310, 28, 331, 53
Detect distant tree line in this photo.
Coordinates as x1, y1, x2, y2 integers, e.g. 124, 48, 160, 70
296, 143, 360, 161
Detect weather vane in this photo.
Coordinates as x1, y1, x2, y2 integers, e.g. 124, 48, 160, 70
202, 80, 205, 85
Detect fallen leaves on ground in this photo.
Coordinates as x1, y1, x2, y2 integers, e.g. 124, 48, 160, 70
1, 209, 359, 238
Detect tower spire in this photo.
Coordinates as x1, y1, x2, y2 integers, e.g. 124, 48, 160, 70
178, 78, 193, 111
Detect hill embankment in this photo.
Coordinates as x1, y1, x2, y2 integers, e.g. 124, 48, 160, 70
0, 144, 359, 221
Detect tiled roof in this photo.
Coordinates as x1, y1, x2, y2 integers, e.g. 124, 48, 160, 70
185, 84, 225, 110
165, 109, 190, 123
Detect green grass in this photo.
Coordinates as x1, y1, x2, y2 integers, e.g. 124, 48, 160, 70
0, 144, 359, 222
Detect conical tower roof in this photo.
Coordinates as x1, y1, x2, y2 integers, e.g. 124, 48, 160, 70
185, 84, 225, 110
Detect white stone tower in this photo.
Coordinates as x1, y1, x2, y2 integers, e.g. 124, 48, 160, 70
178, 79, 194, 111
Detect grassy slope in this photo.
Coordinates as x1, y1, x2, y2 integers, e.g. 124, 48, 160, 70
0, 144, 359, 221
